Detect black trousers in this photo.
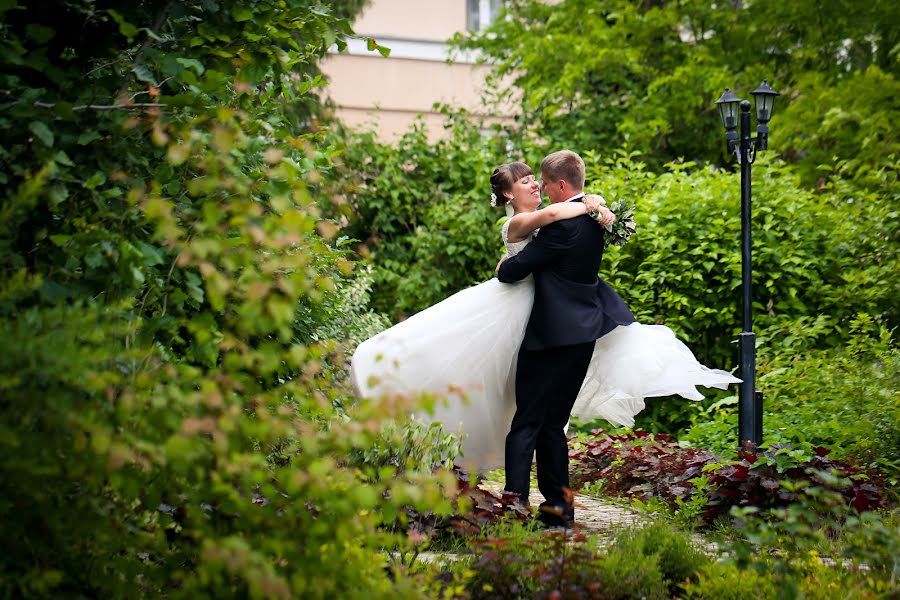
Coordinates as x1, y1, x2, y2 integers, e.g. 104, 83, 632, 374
504, 340, 595, 506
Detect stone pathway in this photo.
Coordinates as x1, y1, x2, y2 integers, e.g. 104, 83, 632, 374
480, 479, 719, 555
406, 480, 720, 565
478, 479, 643, 534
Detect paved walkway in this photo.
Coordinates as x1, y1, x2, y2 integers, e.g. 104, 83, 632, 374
478, 479, 642, 534
409, 480, 718, 565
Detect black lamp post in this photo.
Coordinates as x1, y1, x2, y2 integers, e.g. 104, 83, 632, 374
715, 80, 780, 450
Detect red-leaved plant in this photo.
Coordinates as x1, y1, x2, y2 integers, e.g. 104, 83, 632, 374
569, 430, 888, 524
403, 468, 531, 537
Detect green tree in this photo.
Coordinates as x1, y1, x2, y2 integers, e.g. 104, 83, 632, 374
454, 0, 900, 182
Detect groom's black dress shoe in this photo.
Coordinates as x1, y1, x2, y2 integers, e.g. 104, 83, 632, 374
536, 501, 575, 529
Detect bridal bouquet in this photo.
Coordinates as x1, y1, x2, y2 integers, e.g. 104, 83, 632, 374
596, 198, 636, 249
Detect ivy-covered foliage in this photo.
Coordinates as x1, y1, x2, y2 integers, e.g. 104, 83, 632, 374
0, 2, 462, 597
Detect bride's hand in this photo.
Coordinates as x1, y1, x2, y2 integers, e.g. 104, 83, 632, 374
584, 194, 615, 226
595, 206, 616, 226
495, 256, 507, 274
583, 194, 606, 213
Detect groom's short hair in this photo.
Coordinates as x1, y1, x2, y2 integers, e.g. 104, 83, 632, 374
541, 150, 585, 190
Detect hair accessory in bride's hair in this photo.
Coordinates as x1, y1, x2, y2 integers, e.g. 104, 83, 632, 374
490, 192, 498, 207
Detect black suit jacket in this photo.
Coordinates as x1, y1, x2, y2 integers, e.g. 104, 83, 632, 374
497, 199, 635, 350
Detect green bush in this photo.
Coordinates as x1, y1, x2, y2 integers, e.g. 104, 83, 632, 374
343, 134, 897, 367
708, 504, 900, 599
685, 315, 900, 483
335, 113, 517, 319
683, 562, 779, 600
780, 66, 900, 190
0, 2, 456, 597
609, 521, 710, 592
585, 154, 897, 367
455, 0, 900, 174
454, 515, 897, 599
458, 520, 708, 599
594, 551, 667, 600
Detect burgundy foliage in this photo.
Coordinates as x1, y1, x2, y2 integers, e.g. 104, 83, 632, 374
569, 430, 888, 523
405, 468, 531, 536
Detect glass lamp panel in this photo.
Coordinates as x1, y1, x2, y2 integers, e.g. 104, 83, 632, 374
751, 80, 779, 123
715, 89, 742, 130
755, 94, 775, 122
718, 101, 738, 129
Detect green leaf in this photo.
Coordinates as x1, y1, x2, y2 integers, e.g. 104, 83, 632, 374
53, 151, 74, 167
185, 272, 205, 305
77, 131, 102, 145
175, 57, 205, 75
107, 9, 139, 39
39, 280, 70, 301
141, 27, 163, 42
47, 183, 68, 206
136, 241, 165, 266
25, 23, 55, 44
28, 121, 54, 147
84, 171, 106, 190
130, 265, 145, 286
132, 64, 157, 85
231, 6, 252, 21
0, 0, 20, 18
84, 249, 103, 268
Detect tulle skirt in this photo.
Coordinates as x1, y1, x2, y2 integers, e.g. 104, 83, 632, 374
350, 277, 739, 472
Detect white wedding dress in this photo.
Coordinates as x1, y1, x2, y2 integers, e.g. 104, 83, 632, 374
350, 220, 740, 472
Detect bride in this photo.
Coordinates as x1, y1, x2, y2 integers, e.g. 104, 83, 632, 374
350, 161, 739, 472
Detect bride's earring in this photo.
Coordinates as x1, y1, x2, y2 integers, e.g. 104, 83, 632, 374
504, 193, 515, 218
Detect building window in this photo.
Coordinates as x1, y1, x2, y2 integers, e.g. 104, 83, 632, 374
467, 0, 504, 31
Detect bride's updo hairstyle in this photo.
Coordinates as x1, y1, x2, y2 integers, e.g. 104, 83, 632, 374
489, 162, 533, 207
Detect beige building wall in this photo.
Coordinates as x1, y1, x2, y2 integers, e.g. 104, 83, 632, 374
353, 0, 465, 40
321, 0, 515, 141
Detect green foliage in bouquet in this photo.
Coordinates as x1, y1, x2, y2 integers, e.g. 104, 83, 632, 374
0, 2, 458, 597
598, 198, 637, 250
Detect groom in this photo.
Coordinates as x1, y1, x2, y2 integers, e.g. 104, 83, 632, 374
496, 150, 634, 527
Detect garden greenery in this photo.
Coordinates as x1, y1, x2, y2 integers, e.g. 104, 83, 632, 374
337, 0, 898, 450
1, 0, 898, 596
0, 2, 456, 596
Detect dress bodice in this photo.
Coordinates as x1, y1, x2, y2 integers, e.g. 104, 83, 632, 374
502, 219, 534, 258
